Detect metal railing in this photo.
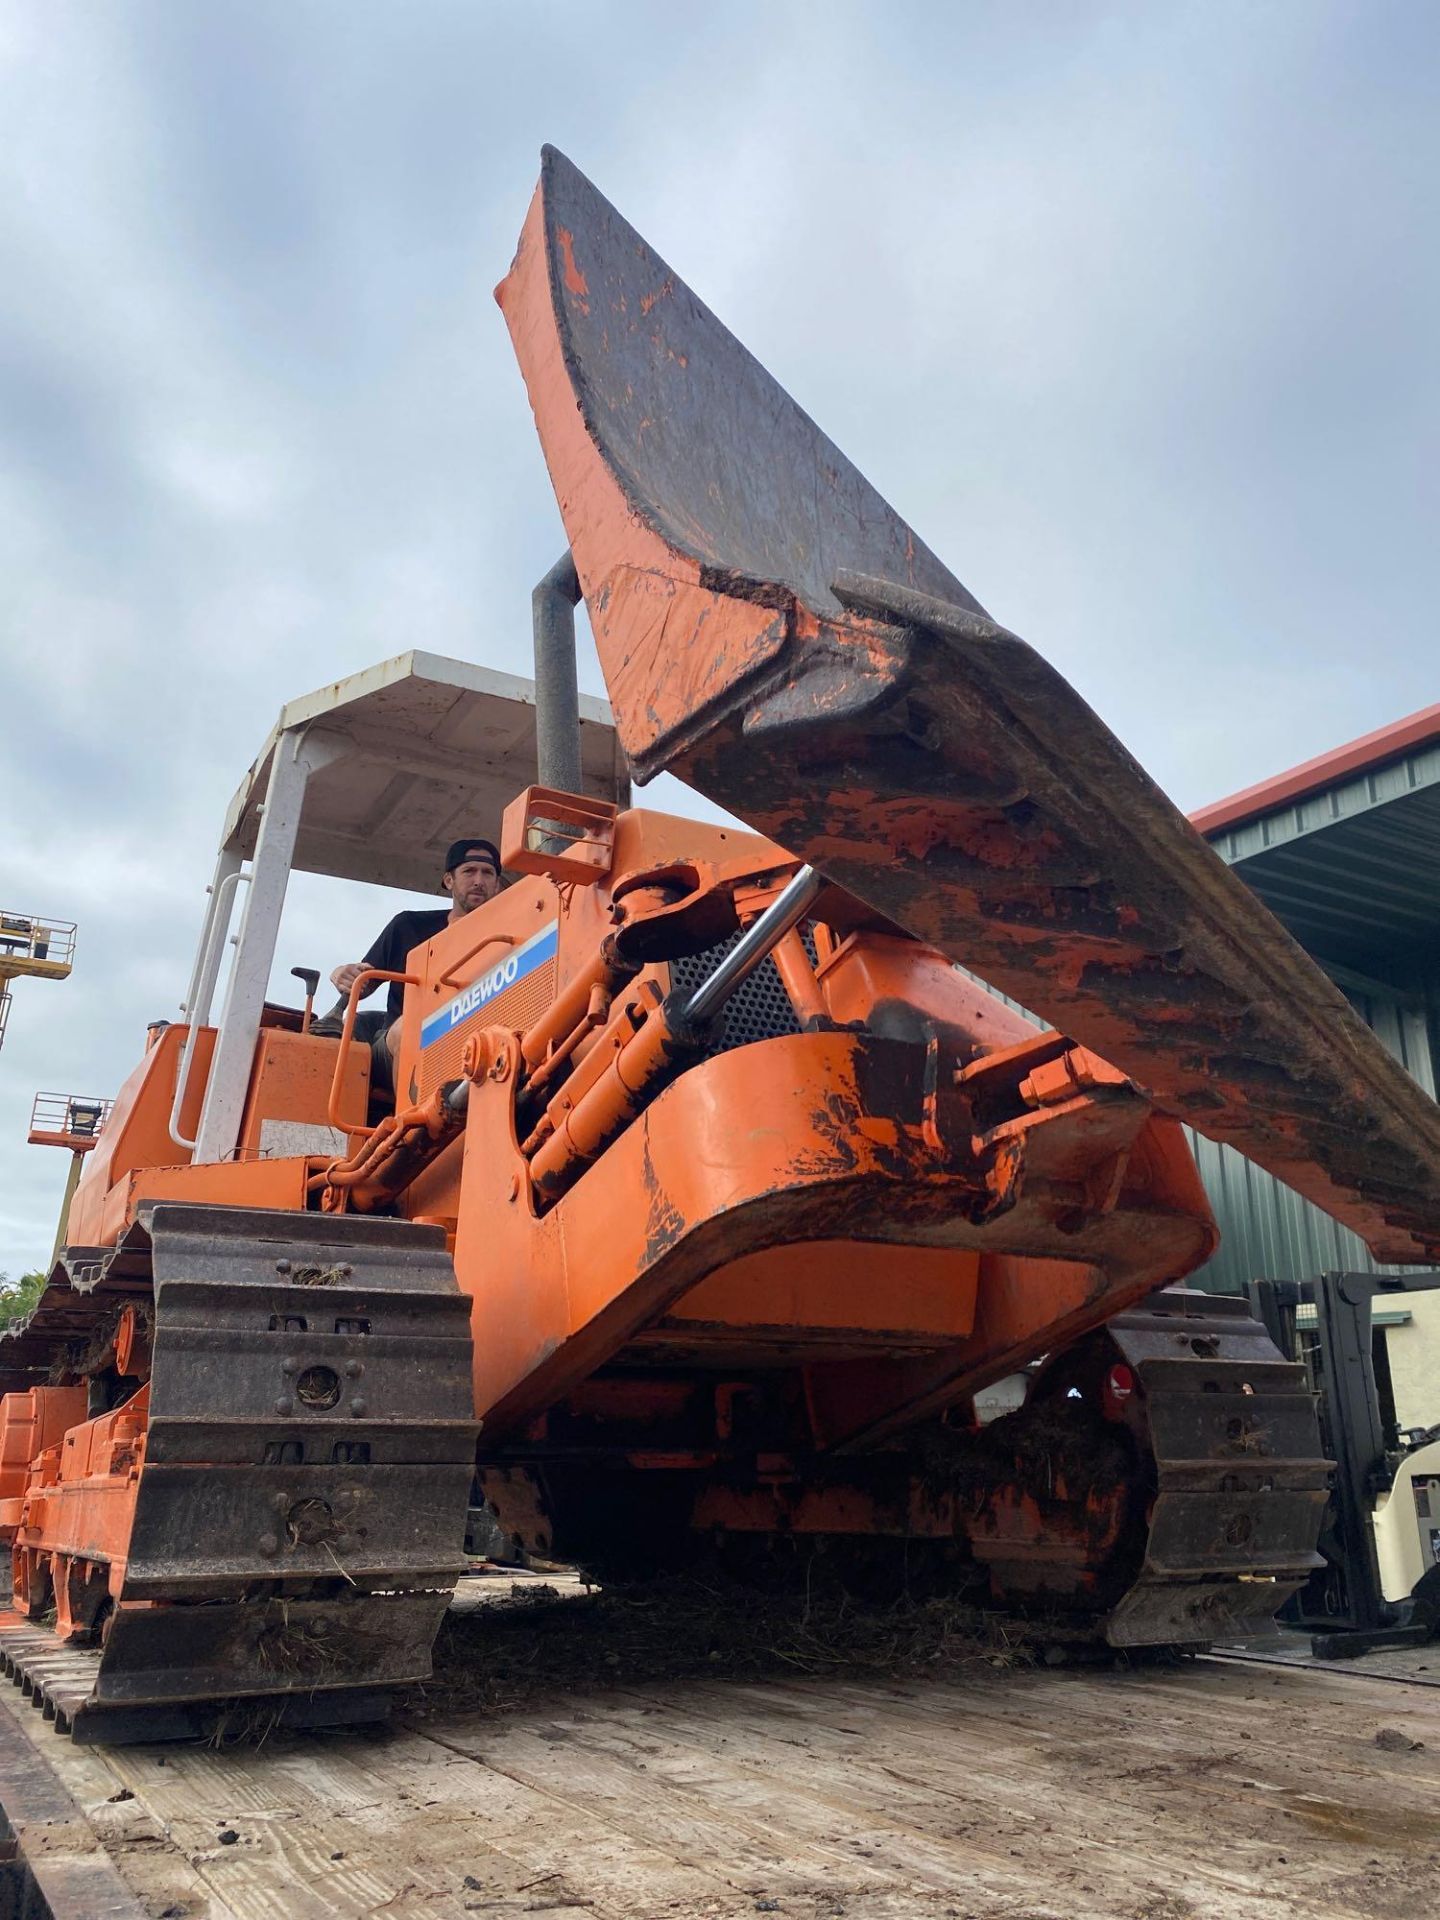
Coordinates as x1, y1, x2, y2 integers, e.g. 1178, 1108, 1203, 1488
0, 912, 77, 970
170, 867, 249, 1150
28, 1090, 113, 1146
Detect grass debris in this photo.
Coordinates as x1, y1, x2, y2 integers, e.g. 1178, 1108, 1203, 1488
402, 1568, 1046, 1722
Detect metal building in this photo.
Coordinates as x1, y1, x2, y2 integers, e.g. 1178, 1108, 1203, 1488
1188, 704, 1440, 1421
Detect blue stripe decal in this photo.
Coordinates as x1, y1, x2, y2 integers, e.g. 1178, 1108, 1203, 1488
420, 920, 558, 1050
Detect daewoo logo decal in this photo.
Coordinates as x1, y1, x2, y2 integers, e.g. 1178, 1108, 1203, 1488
420, 920, 558, 1049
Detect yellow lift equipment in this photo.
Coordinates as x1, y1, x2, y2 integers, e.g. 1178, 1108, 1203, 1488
0, 913, 77, 1056
27, 1092, 113, 1268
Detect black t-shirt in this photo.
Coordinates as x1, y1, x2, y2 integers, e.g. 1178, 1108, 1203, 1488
361, 910, 453, 1022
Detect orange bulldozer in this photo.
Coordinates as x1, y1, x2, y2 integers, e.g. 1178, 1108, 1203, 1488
2, 149, 1436, 1743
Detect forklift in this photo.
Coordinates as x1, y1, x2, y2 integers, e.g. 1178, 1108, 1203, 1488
1249, 1270, 1440, 1658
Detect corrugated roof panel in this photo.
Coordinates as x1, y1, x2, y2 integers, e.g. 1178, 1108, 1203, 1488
1192, 704, 1440, 837
1205, 737, 1440, 864
1208, 781, 1440, 965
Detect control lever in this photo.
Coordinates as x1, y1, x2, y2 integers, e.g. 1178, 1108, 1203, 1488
291, 966, 321, 1035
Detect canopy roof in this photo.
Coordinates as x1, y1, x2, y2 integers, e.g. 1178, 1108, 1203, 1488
1193, 704, 1440, 972
222, 650, 627, 894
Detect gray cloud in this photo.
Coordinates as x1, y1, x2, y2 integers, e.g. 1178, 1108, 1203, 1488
1, 0, 1436, 1269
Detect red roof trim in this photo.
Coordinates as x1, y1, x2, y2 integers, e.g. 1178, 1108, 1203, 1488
1190, 702, 1440, 838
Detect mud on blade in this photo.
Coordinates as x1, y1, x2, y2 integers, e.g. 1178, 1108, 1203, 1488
498, 146, 1440, 1265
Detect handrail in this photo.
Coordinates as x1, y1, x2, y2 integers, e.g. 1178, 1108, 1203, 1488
0, 913, 77, 968
169, 868, 250, 1150
439, 930, 516, 988
326, 967, 418, 1137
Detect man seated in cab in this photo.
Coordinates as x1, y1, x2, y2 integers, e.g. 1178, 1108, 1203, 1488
328, 838, 501, 1099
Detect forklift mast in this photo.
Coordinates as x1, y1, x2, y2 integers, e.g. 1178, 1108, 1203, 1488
1249, 1269, 1440, 1656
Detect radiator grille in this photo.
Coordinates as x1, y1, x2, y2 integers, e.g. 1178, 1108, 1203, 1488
667, 928, 816, 1055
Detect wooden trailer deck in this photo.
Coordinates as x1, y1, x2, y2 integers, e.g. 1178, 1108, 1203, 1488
1, 1584, 1438, 1920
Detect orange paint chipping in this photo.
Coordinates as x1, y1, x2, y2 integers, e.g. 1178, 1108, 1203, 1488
556, 225, 589, 297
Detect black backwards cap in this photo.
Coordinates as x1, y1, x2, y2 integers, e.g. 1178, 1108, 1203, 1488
444, 838, 501, 875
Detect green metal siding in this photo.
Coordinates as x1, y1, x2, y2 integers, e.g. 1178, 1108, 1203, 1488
1195, 723, 1440, 1293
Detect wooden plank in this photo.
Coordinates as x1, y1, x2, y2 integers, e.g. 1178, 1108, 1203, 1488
596, 1678, 1298, 1916
618, 1660, 1440, 1912
420, 1711, 908, 1902
409, 1667, 1339, 1920
110, 1732, 514, 1920
342, 1726, 742, 1913
107, 1716, 740, 1918
0, 1682, 192, 1920
2, 1631, 1438, 1919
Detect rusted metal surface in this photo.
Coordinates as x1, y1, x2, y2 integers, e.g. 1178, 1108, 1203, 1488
1085, 1290, 1328, 1645
464, 1018, 1216, 1441
0, 1611, 397, 1745
870, 1287, 1325, 1646
623, 1287, 1329, 1651
498, 147, 1440, 1265
390, 807, 1215, 1449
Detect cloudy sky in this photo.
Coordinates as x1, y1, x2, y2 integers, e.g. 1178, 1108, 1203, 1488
1, 1, 1435, 1274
